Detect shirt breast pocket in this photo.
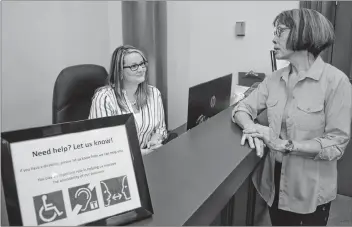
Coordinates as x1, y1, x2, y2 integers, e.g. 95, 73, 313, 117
295, 101, 325, 131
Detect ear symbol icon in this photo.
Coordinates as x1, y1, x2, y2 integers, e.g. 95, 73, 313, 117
75, 188, 92, 212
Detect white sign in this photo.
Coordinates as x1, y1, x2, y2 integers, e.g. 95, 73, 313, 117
10, 125, 141, 226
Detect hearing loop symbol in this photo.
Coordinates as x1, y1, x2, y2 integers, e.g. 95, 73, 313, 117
74, 188, 92, 212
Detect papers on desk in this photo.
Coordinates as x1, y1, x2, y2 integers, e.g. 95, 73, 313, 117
232, 93, 245, 105
230, 85, 250, 106
234, 85, 250, 94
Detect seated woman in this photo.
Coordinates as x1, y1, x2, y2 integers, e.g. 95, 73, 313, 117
89, 45, 167, 155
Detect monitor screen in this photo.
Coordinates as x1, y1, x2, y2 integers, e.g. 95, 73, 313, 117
270, 50, 289, 71
187, 74, 232, 130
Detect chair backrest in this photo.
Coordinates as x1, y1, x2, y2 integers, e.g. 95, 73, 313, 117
52, 64, 108, 124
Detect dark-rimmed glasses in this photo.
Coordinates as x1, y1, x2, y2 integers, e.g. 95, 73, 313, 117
123, 61, 148, 71
274, 27, 290, 38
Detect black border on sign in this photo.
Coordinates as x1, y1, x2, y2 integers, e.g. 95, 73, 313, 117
1, 114, 153, 226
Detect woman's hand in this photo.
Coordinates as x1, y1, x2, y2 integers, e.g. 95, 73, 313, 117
141, 148, 153, 156
241, 124, 266, 158
243, 124, 285, 153
147, 133, 163, 149
144, 133, 163, 156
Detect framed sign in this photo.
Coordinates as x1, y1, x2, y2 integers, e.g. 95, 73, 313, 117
1, 114, 153, 226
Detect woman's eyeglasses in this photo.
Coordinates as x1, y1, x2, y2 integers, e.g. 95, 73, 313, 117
274, 27, 289, 38
123, 61, 148, 71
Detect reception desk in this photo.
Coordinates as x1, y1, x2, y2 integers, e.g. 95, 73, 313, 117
108, 106, 261, 226
1, 106, 261, 226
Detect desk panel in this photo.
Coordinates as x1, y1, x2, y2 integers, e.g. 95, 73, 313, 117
1, 107, 260, 226
130, 107, 260, 226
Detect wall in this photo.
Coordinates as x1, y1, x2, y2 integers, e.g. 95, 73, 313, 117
167, 1, 299, 129
1, 1, 123, 132
121, 2, 169, 125
0, 1, 6, 224
2, 1, 299, 131
108, 1, 124, 54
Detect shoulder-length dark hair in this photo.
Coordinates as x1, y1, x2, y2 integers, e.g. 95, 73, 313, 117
108, 45, 150, 112
273, 8, 335, 58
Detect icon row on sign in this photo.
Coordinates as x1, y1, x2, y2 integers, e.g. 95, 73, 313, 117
33, 175, 131, 225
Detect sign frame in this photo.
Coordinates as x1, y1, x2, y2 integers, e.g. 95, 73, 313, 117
1, 114, 153, 226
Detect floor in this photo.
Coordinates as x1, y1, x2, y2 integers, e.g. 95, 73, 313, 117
255, 194, 352, 226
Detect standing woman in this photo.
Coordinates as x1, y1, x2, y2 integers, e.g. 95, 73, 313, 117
89, 45, 168, 155
232, 8, 352, 226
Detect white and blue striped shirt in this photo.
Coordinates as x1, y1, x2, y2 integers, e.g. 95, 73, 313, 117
88, 85, 167, 149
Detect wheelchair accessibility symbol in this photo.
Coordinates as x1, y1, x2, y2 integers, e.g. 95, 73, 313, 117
33, 191, 67, 225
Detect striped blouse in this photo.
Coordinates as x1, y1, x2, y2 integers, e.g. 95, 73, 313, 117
88, 85, 167, 149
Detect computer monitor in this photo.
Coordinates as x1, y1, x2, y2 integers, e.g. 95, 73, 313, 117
270, 50, 289, 71
186, 74, 232, 130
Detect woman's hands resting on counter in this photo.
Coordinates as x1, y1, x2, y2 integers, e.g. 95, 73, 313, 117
141, 133, 164, 156
241, 124, 266, 158
241, 123, 286, 157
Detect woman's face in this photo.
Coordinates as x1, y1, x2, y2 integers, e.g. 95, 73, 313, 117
272, 24, 294, 60
122, 52, 147, 85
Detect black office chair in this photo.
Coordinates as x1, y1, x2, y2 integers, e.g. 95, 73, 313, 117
52, 64, 177, 144
52, 64, 108, 124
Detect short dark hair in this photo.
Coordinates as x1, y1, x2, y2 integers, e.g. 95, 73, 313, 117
273, 8, 335, 57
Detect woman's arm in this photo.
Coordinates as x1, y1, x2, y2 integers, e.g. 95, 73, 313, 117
88, 87, 117, 119
234, 111, 257, 130
291, 77, 352, 160
283, 140, 338, 160
255, 76, 352, 161
233, 77, 270, 129
149, 88, 167, 145
233, 78, 271, 157
273, 139, 324, 158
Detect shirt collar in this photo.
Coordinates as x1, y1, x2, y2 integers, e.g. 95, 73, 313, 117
111, 85, 128, 96
280, 56, 325, 81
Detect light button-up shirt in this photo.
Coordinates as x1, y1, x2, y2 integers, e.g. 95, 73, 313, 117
89, 85, 167, 149
232, 56, 352, 214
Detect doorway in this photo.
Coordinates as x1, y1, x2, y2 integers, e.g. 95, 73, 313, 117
331, 1, 352, 79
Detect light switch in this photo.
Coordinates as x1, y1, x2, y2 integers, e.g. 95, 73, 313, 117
235, 21, 246, 36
